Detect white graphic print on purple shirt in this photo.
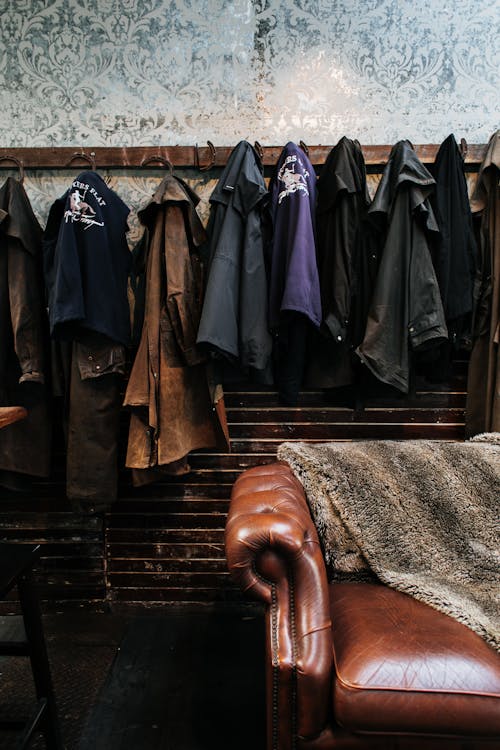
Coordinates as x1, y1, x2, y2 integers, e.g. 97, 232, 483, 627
277, 154, 310, 204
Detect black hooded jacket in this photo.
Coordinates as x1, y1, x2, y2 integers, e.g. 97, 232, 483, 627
196, 141, 272, 378
356, 140, 448, 393
429, 134, 477, 346
306, 137, 379, 388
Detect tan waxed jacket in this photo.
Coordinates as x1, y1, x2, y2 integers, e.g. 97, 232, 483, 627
0, 177, 51, 483
124, 174, 229, 484
466, 130, 500, 436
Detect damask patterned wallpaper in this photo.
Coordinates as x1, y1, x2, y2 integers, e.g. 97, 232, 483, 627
0, 0, 498, 237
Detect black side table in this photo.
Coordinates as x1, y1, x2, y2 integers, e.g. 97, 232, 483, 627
0, 543, 64, 749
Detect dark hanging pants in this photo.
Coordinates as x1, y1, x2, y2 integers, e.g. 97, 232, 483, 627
52, 333, 125, 512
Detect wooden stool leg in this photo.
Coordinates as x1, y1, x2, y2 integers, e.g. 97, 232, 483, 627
17, 570, 65, 750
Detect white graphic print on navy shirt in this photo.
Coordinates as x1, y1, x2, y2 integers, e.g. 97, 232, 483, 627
64, 180, 105, 230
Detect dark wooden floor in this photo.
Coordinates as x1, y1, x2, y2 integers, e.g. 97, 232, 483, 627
0, 605, 265, 750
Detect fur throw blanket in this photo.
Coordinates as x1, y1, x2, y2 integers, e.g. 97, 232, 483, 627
277, 436, 500, 651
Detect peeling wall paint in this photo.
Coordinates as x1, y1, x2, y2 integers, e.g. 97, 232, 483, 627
0, 0, 498, 234
1, 0, 498, 146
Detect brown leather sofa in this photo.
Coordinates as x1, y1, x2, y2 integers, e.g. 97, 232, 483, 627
225, 462, 500, 750
0, 405, 27, 429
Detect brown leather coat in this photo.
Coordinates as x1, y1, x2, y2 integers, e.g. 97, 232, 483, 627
124, 175, 229, 484
466, 130, 500, 436
0, 177, 51, 485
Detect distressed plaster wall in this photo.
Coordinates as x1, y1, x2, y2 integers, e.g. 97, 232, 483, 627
0, 1, 496, 606
0, 0, 498, 236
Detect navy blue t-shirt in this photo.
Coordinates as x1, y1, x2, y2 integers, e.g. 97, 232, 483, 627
43, 171, 131, 345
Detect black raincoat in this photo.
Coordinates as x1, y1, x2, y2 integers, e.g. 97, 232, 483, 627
430, 134, 476, 348
356, 140, 448, 393
306, 137, 378, 388
196, 141, 272, 380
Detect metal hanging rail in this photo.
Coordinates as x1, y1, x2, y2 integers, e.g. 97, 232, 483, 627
0, 142, 487, 171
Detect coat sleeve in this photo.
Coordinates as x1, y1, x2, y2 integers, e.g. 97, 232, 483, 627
164, 204, 205, 367
5, 183, 46, 383
8, 243, 46, 382
408, 207, 448, 351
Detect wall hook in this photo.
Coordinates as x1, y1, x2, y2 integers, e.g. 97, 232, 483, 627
460, 137, 468, 159
0, 155, 25, 183
194, 141, 216, 172
65, 151, 96, 170
299, 140, 309, 156
140, 155, 174, 174
254, 141, 264, 162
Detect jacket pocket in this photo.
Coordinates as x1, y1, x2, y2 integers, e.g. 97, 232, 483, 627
75, 339, 126, 380
408, 312, 448, 351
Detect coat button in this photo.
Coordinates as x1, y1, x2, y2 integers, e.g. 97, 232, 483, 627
88, 355, 93, 361
95, 364, 101, 370
409, 327, 415, 333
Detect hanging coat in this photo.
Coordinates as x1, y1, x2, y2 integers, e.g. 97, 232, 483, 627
269, 142, 321, 405
430, 134, 477, 347
466, 130, 500, 436
306, 137, 378, 388
43, 171, 131, 509
356, 140, 448, 393
196, 141, 272, 378
0, 176, 51, 485
43, 171, 131, 345
269, 142, 321, 329
124, 174, 230, 485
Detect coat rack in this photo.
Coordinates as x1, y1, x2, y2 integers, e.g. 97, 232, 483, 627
0, 142, 487, 172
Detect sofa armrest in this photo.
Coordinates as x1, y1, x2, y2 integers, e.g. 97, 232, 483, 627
225, 462, 333, 747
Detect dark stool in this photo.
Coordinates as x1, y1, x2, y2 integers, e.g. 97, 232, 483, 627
0, 543, 64, 749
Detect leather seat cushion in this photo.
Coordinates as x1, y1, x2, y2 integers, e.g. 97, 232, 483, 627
330, 583, 500, 737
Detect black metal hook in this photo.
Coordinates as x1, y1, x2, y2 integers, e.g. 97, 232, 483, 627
194, 141, 216, 172
460, 138, 468, 159
140, 155, 174, 174
0, 155, 25, 183
254, 141, 264, 162
299, 140, 309, 156
65, 151, 96, 170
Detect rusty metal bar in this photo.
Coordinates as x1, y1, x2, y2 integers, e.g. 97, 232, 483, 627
0, 143, 488, 170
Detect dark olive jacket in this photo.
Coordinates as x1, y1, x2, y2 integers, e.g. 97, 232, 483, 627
466, 130, 500, 436
356, 140, 448, 393
124, 175, 229, 484
0, 177, 51, 482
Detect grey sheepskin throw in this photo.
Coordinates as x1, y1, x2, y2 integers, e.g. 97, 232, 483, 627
277, 438, 500, 651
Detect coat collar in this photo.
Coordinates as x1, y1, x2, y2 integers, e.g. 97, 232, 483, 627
138, 173, 206, 247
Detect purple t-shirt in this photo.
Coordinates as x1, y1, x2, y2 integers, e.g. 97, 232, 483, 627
269, 142, 321, 329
